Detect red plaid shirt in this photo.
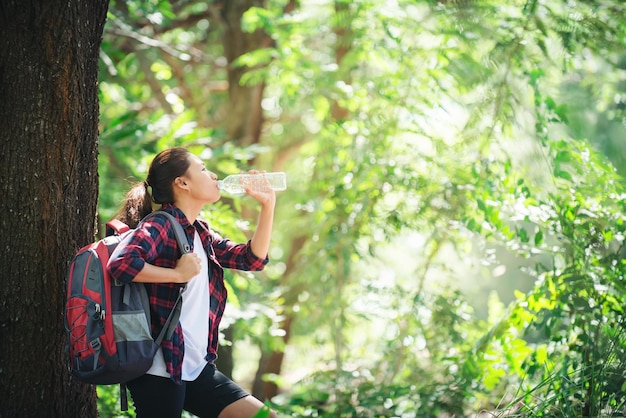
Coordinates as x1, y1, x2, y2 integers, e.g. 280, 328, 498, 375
107, 203, 268, 383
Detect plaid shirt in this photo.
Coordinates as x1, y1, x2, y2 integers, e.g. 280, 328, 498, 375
107, 203, 268, 384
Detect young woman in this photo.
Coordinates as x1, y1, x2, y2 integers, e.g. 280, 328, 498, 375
107, 147, 277, 418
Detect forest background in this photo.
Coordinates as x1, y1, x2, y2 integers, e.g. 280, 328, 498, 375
1, 0, 626, 417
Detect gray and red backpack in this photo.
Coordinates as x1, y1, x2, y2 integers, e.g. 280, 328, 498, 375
64, 211, 189, 410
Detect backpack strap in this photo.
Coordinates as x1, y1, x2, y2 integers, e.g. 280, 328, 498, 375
105, 219, 130, 236
120, 382, 129, 411
141, 210, 191, 255
138, 210, 191, 343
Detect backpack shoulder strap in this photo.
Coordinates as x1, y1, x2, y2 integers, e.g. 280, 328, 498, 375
105, 219, 130, 236
140, 210, 191, 254
138, 210, 191, 344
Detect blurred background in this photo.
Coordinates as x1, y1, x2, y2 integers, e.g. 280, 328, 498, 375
95, 1, 626, 416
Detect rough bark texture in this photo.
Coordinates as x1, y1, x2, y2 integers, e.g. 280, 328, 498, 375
0, 1, 109, 416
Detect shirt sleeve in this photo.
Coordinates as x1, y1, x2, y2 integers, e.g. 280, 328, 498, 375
107, 217, 173, 284
211, 230, 268, 271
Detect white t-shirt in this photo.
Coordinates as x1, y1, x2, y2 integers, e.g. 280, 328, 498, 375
147, 231, 210, 381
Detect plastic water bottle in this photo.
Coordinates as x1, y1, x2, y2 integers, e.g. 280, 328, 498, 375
218, 172, 287, 195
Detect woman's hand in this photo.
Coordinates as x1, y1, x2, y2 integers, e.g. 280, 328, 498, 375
244, 170, 276, 210
173, 253, 202, 282
132, 252, 201, 284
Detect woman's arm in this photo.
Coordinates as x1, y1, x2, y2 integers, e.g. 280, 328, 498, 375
249, 201, 275, 259
245, 173, 276, 259
131, 253, 201, 283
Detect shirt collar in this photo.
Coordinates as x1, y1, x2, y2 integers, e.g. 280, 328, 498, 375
160, 203, 192, 228
160, 203, 210, 234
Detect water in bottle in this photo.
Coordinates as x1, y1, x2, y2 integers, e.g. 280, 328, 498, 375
218, 172, 287, 195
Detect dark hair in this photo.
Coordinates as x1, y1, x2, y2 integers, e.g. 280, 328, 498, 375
114, 147, 191, 228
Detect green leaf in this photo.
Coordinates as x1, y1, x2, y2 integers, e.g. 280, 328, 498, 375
517, 227, 529, 243
554, 169, 573, 181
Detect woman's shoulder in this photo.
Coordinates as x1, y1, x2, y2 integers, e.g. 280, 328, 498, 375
143, 206, 194, 234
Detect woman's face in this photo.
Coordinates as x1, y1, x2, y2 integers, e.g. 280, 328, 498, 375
180, 154, 220, 203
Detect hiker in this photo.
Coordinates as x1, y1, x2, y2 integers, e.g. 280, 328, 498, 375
107, 147, 277, 418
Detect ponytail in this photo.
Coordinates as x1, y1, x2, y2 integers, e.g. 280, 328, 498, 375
114, 181, 153, 229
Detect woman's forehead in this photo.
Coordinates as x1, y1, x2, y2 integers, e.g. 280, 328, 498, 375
188, 154, 203, 165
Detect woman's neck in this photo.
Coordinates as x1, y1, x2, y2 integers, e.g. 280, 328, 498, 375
173, 199, 202, 225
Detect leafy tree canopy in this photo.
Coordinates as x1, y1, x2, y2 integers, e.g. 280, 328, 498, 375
97, 0, 626, 416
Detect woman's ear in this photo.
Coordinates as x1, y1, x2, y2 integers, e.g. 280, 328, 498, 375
175, 177, 188, 188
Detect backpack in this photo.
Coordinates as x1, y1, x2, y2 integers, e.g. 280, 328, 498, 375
65, 210, 190, 410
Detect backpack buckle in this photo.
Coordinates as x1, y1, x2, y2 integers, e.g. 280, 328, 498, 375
90, 338, 101, 351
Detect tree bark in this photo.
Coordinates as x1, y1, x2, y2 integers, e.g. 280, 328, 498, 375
220, 0, 272, 147
0, 1, 109, 416
251, 234, 307, 400
252, 315, 293, 399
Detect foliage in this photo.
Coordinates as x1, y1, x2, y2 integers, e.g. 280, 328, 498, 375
95, 0, 626, 416
97, 385, 134, 418
458, 52, 626, 418
474, 136, 626, 415
271, 287, 492, 417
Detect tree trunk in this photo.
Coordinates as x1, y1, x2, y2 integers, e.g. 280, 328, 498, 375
213, 0, 272, 380
252, 315, 293, 400
251, 234, 307, 400
0, 1, 109, 416
220, 0, 272, 146
215, 325, 235, 379
250, 0, 356, 400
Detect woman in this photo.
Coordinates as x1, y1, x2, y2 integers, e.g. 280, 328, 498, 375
107, 147, 277, 418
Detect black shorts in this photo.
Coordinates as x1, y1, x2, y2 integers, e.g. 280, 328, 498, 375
127, 363, 249, 418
